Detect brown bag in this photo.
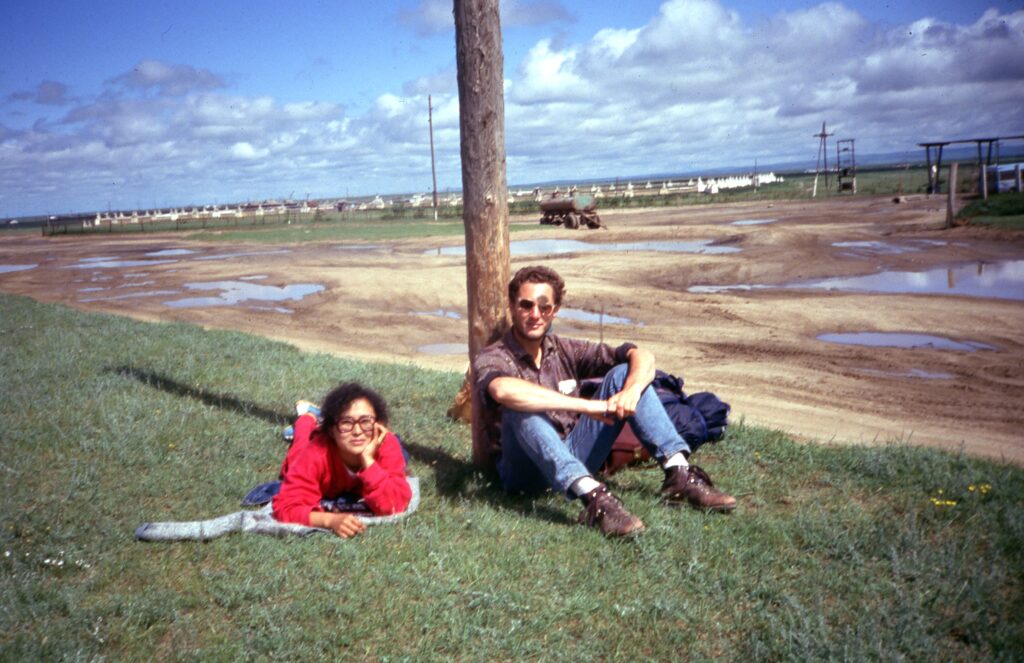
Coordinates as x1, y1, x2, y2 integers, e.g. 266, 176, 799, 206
600, 424, 653, 475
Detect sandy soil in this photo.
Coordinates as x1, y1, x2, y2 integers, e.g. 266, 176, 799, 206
2, 195, 1022, 464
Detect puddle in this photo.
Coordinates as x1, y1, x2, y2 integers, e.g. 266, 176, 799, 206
78, 287, 106, 292
79, 256, 120, 262
802, 260, 1024, 300
239, 275, 268, 281
831, 239, 947, 256
80, 290, 181, 303
0, 264, 38, 274
817, 332, 996, 352
124, 272, 148, 277
557, 308, 638, 325
689, 260, 1024, 301
248, 305, 295, 314
69, 259, 178, 269
731, 219, 776, 226
419, 343, 469, 355
117, 281, 155, 288
856, 367, 954, 380
145, 249, 196, 257
163, 281, 324, 308
413, 309, 463, 320
428, 239, 740, 256
336, 244, 383, 251
195, 249, 291, 261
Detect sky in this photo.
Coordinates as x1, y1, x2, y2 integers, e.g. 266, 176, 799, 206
1, 0, 1022, 217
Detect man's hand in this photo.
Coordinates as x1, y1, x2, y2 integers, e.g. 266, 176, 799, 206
582, 399, 616, 425
606, 384, 644, 420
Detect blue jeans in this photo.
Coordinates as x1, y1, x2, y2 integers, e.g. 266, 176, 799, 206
496, 364, 690, 496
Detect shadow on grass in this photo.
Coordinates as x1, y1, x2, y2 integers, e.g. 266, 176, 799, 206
111, 365, 575, 527
401, 440, 575, 527
110, 365, 292, 428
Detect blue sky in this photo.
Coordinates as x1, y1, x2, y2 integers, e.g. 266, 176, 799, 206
1, 0, 1022, 216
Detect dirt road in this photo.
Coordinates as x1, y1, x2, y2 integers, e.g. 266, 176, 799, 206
3, 195, 1022, 463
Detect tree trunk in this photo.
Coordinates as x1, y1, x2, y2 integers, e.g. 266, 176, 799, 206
454, 0, 511, 468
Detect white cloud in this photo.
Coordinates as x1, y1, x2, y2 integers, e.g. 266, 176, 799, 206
2, 2, 1023, 216
109, 60, 226, 97
229, 142, 268, 160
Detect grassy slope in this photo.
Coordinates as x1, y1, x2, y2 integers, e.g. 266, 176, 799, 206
0, 294, 1021, 660
958, 192, 1024, 230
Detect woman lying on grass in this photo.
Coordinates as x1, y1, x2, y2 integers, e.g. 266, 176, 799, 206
272, 382, 412, 538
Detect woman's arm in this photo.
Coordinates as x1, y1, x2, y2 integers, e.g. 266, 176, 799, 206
358, 432, 412, 515
309, 511, 366, 538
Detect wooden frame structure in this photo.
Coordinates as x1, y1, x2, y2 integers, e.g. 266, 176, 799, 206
918, 134, 1024, 195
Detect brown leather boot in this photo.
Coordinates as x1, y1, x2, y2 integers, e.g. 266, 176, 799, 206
661, 465, 736, 512
577, 486, 645, 537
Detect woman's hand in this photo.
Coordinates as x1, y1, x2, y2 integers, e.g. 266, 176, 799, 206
330, 513, 366, 538
309, 511, 367, 538
358, 423, 389, 469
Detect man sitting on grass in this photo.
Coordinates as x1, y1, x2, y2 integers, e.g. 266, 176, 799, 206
472, 265, 735, 538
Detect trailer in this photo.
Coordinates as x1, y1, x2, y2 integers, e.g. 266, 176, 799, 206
539, 194, 603, 229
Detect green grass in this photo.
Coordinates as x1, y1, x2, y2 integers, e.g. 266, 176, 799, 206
958, 192, 1024, 230
1, 293, 1022, 660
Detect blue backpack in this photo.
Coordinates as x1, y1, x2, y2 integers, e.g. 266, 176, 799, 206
589, 370, 731, 475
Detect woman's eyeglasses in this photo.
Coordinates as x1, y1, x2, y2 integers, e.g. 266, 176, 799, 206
517, 298, 555, 316
336, 416, 376, 433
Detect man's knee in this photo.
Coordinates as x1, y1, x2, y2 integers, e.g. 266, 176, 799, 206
601, 363, 631, 391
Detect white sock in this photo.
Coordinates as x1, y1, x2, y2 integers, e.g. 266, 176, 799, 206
570, 476, 602, 497
663, 452, 689, 470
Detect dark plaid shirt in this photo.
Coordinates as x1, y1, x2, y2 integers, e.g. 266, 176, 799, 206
472, 329, 635, 464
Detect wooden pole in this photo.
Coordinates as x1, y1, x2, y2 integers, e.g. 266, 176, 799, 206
946, 162, 958, 228
429, 95, 439, 222
924, 146, 934, 194
455, 0, 511, 468
977, 141, 988, 200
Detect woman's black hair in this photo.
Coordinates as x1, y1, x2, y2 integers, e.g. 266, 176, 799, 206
320, 382, 390, 432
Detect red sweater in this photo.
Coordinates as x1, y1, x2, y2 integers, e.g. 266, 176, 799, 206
272, 414, 412, 525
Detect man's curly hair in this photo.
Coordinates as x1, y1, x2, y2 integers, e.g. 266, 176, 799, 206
508, 265, 565, 306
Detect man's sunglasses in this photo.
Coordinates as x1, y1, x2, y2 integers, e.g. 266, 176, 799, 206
516, 298, 555, 316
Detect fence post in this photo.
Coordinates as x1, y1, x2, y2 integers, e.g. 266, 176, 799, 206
945, 162, 958, 229
980, 164, 988, 200
1016, 164, 1022, 193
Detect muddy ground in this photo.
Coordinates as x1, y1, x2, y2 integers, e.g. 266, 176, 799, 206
2, 195, 1022, 464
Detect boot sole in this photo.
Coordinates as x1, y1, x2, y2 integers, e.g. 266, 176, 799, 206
663, 498, 736, 512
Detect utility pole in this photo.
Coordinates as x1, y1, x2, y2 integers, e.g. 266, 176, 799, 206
455, 0, 511, 468
429, 94, 439, 222
812, 121, 834, 198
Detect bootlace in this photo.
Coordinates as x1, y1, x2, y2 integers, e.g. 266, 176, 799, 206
687, 464, 715, 487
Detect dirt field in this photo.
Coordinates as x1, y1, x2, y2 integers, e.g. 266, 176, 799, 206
3, 195, 1022, 463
